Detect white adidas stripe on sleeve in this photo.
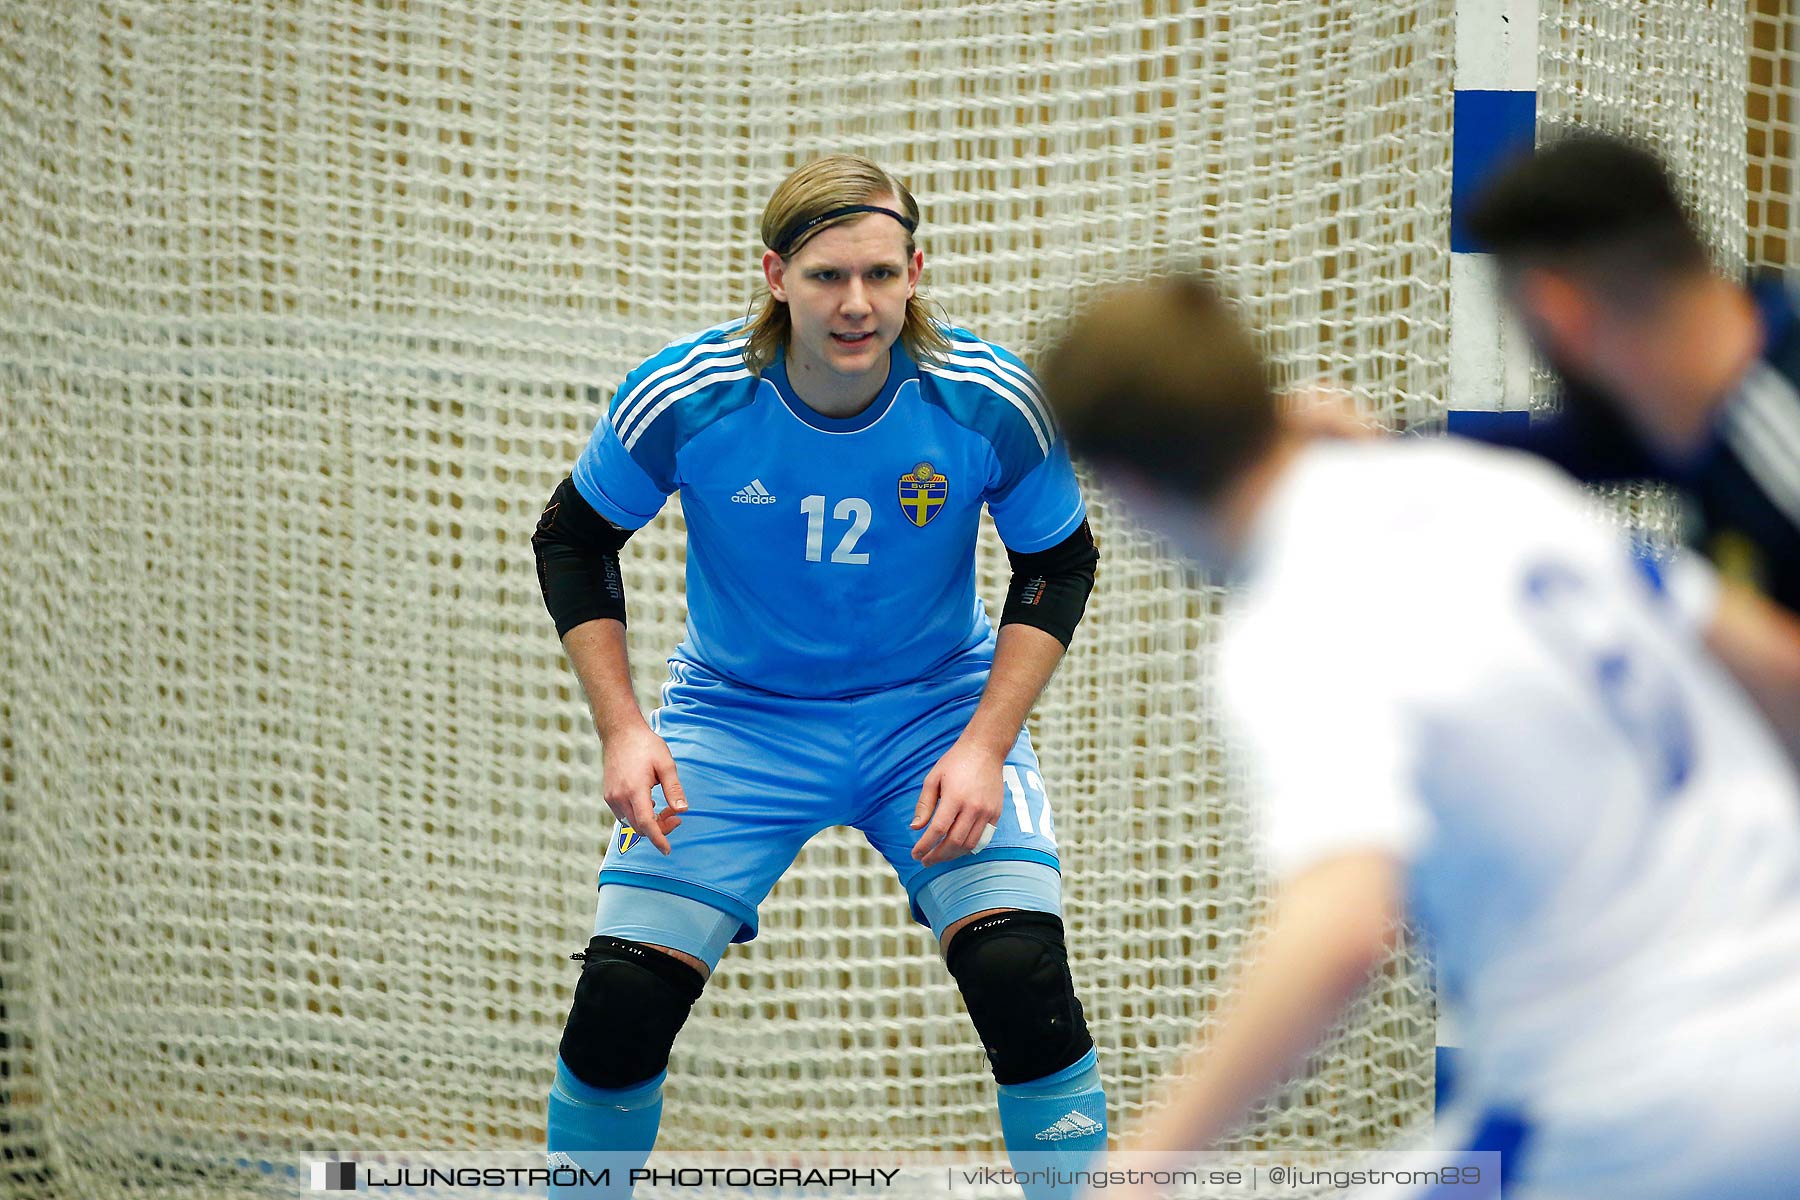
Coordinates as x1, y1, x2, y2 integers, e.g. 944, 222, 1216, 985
620, 366, 754, 452
611, 337, 750, 440
921, 364, 1052, 455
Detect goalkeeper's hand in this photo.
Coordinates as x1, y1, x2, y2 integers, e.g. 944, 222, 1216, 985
599, 719, 687, 855
910, 738, 1005, 867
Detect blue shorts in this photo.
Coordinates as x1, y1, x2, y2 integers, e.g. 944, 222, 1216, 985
595, 656, 1062, 944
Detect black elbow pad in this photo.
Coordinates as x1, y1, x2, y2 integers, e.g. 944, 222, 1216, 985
531, 476, 635, 636
1000, 520, 1099, 647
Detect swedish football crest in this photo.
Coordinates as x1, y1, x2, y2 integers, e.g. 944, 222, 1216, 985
616, 824, 640, 854
898, 461, 948, 528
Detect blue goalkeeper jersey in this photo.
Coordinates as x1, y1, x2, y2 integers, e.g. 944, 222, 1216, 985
571, 320, 1088, 698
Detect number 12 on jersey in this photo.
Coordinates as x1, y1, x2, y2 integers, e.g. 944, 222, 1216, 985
801, 494, 872, 564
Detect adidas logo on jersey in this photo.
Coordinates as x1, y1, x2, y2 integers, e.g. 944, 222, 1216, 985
731, 479, 778, 504
1035, 1110, 1105, 1141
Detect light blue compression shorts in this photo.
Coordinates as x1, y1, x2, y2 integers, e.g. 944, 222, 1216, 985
588, 654, 1064, 968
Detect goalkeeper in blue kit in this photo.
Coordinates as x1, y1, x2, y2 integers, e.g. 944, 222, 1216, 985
531, 155, 1105, 1191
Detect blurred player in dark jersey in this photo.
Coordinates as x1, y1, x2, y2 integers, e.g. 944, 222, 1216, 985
1462, 131, 1800, 757
1466, 133, 1795, 605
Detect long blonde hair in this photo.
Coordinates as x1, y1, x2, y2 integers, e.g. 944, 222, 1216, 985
743, 155, 951, 375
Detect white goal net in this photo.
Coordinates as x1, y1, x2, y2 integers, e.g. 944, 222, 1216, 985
0, 2, 1778, 1196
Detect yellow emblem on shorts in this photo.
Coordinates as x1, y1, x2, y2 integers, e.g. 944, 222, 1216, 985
616, 824, 640, 854
898, 461, 948, 528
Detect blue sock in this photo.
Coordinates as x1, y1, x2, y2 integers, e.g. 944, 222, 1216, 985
996, 1048, 1108, 1200
546, 1057, 664, 1198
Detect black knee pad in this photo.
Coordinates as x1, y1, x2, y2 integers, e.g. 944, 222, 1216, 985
558, 936, 707, 1090
945, 910, 1094, 1086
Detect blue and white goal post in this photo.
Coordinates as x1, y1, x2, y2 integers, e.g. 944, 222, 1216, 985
1438, 0, 1539, 1109
1448, 0, 1538, 446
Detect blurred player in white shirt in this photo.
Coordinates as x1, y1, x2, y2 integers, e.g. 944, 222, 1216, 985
1040, 274, 1800, 1199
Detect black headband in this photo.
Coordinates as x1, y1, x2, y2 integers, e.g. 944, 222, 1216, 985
771, 204, 918, 257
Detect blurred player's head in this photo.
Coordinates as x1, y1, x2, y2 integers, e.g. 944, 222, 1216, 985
1469, 131, 1760, 457
1040, 273, 1288, 570
748, 155, 947, 386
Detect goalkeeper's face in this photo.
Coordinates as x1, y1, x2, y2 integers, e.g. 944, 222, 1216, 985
767, 199, 923, 383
